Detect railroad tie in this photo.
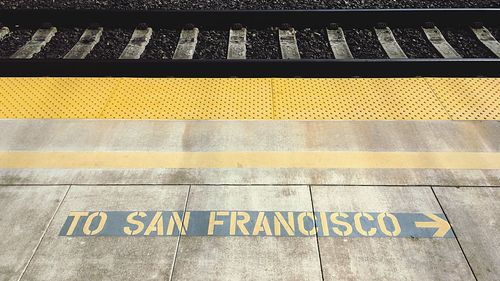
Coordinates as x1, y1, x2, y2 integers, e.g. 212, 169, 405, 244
119, 24, 153, 59
279, 25, 300, 59
10, 25, 57, 59
422, 23, 461, 58
227, 24, 246, 59
471, 25, 500, 58
173, 26, 199, 59
0, 26, 9, 41
326, 24, 353, 59
374, 23, 407, 59
63, 27, 103, 59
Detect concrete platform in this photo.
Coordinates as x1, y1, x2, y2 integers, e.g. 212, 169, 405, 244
0, 119, 498, 280
434, 187, 500, 281
312, 186, 474, 281
20, 185, 189, 281
0, 120, 499, 186
171, 185, 322, 281
0, 185, 68, 281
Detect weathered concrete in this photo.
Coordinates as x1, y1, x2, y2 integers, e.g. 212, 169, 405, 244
1, 168, 498, 186
0, 185, 68, 281
1, 120, 498, 152
171, 185, 322, 281
1, 120, 498, 186
21, 185, 189, 281
311, 186, 475, 281
434, 186, 500, 281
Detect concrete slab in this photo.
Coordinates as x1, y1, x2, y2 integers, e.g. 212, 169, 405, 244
311, 186, 475, 281
171, 185, 322, 281
0, 185, 68, 281
1, 168, 499, 187
434, 186, 500, 281
1, 120, 499, 187
0, 119, 498, 152
21, 185, 189, 281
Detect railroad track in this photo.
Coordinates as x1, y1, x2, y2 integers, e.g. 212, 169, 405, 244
0, 9, 499, 77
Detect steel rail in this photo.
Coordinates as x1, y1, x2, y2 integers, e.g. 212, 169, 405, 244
0, 9, 499, 77
0, 8, 499, 28
0, 59, 498, 77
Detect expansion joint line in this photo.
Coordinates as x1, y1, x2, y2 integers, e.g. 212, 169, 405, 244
308, 185, 325, 281
423, 79, 454, 120
167, 184, 191, 281
270, 79, 277, 119
17, 185, 71, 281
430, 187, 478, 281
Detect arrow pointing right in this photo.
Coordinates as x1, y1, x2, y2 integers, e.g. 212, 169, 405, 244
415, 213, 451, 238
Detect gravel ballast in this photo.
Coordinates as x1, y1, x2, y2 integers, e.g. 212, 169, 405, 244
247, 28, 280, 59
194, 30, 229, 59
2, 25, 499, 59
87, 29, 132, 59
296, 28, 333, 59
34, 28, 82, 59
441, 27, 496, 58
0, 27, 34, 58
344, 28, 388, 59
141, 29, 178, 59
1, 0, 498, 10
392, 28, 441, 58
489, 27, 500, 40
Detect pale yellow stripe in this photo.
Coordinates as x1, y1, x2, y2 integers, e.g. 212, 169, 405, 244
0, 152, 498, 170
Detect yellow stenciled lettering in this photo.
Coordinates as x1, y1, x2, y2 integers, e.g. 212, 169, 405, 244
252, 212, 272, 236
354, 212, 377, 236
167, 211, 190, 235
319, 212, 329, 236
274, 212, 295, 236
230, 211, 250, 236
144, 211, 164, 236
123, 211, 146, 235
66, 211, 89, 235
377, 212, 401, 237
330, 212, 353, 237
297, 212, 316, 236
208, 211, 228, 235
230, 212, 237, 235
82, 211, 107, 236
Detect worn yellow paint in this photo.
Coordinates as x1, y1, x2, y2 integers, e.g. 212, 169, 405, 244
0, 77, 498, 120
415, 213, 451, 238
0, 151, 499, 169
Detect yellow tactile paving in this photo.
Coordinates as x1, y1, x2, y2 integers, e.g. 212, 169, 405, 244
0, 77, 498, 120
0, 78, 113, 118
426, 78, 500, 120
100, 78, 273, 119
272, 78, 450, 120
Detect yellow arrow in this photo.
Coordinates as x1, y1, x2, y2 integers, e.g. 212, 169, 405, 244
415, 213, 451, 238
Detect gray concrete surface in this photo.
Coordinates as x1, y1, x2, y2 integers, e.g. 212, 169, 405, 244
0, 120, 499, 186
311, 186, 475, 281
0, 185, 68, 281
434, 186, 500, 281
20, 185, 189, 281
171, 185, 322, 281
1, 120, 498, 152
1, 168, 499, 186
0, 119, 498, 280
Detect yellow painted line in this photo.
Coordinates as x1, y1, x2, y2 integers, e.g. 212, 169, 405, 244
0, 151, 499, 169
0, 77, 498, 120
